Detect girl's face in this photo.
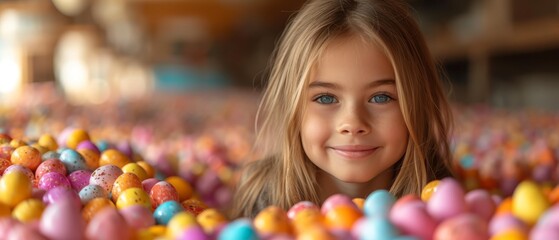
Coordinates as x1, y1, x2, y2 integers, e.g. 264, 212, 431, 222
301, 35, 408, 183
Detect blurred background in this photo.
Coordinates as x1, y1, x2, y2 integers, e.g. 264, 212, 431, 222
1, 0, 559, 204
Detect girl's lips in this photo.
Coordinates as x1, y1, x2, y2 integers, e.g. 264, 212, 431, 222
330, 146, 378, 159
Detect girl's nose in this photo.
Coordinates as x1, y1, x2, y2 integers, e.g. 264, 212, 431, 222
336, 107, 371, 135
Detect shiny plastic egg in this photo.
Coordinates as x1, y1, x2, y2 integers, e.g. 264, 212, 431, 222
165, 176, 193, 201
253, 206, 291, 236
11, 146, 41, 171
390, 197, 436, 240
35, 159, 67, 182
38, 172, 71, 191
77, 148, 100, 170
489, 213, 528, 236
119, 204, 156, 229
38, 134, 58, 151
12, 198, 45, 222
150, 181, 180, 209
352, 198, 365, 210
59, 149, 88, 173
166, 212, 198, 239
421, 180, 440, 201
82, 197, 116, 222
296, 225, 335, 240
122, 163, 148, 181
153, 200, 185, 225
196, 208, 228, 234
89, 164, 123, 193
99, 149, 130, 168
79, 184, 107, 204
324, 205, 363, 230
112, 172, 142, 202
66, 129, 90, 149
0, 171, 32, 207
512, 180, 550, 226
364, 189, 395, 217
218, 218, 258, 240
116, 187, 151, 209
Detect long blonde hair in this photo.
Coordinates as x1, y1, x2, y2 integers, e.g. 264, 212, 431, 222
231, 0, 454, 218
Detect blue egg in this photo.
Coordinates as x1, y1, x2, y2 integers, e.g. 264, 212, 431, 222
364, 189, 395, 217
153, 200, 184, 225
79, 184, 107, 204
42, 151, 60, 161
218, 218, 258, 240
56, 147, 70, 154
356, 217, 399, 240
96, 140, 112, 152
59, 149, 88, 173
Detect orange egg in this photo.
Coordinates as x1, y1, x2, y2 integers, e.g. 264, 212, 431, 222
122, 163, 148, 181
136, 161, 155, 179
77, 149, 100, 170
82, 197, 116, 222
324, 205, 362, 230
196, 208, 228, 233
99, 149, 130, 168
10, 146, 41, 171
422, 180, 441, 202
495, 197, 513, 216
352, 198, 365, 210
165, 176, 193, 201
297, 225, 335, 240
292, 208, 323, 234
181, 198, 208, 216
253, 206, 291, 236
112, 173, 142, 202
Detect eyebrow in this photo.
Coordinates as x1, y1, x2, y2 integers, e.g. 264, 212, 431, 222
308, 79, 395, 89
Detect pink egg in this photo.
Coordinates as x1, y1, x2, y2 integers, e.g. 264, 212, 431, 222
530, 227, 559, 240
119, 205, 155, 229
434, 214, 488, 240
35, 159, 67, 182
489, 213, 528, 236
177, 225, 209, 240
38, 172, 71, 191
7, 223, 47, 240
465, 189, 496, 221
535, 205, 559, 229
86, 207, 131, 240
142, 178, 159, 193
427, 178, 467, 222
390, 198, 436, 240
89, 165, 123, 193
43, 186, 81, 207
0, 217, 20, 237
68, 170, 92, 192
321, 194, 357, 214
287, 201, 320, 220
76, 140, 100, 155
40, 198, 85, 240
150, 181, 179, 209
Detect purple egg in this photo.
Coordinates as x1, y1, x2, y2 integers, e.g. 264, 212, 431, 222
196, 170, 221, 196
38, 172, 71, 192
76, 140, 100, 155
43, 186, 81, 208
116, 141, 133, 159
68, 170, 92, 192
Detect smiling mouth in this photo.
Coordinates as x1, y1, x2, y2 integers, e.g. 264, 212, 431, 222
330, 146, 378, 159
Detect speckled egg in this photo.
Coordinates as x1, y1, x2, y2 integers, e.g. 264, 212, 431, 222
181, 198, 208, 216
59, 149, 88, 173
0, 158, 11, 175
79, 184, 107, 204
38, 172, 71, 192
68, 170, 92, 192
89, 164, 123, 193
4, 164, 34, 183
150, 181, 180, 209
35, 159, 67, 182
11, 146, 41, 171
122, 163, 148, 181
112, 172, 142, 202
116, 187, 151, 210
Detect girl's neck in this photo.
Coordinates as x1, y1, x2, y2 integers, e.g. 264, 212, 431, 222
316, 167, 394, 203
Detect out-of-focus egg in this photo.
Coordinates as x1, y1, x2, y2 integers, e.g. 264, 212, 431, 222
42, 186, 81, 207
364, 189, 395, 218
218, 218, 258, 240
11, 146, 41, 171
153, 200, 184, 225
434, 213, 489, 240
38, 134, 58, 152
181, 198, 208, 216
427, 178, 467, 222
35, 159, 67, 182
120, 204, 155, 229
77, 149, 100, 171
512, 180, 550, 226
352, 198, 365, 210
82, 197, 115, 222
86, 207, 131, 240
166, 212, 198, 239
116, 187, 151, 210
465, 189, 496, 221
390, 197, 436, 240
292, 208, 323, 234
99, 149, 130, 168
0, 158, 11, 175
297, 225, 335, 240
197, 208, 228, 234
122, 163, 148, 181
253, 206, 291, 236
112, 172, 142, 202
40, 198, 85, 240
137, 161, 155, 179
287, 201, 319, 220
0, 171, 32, 207
89, 164, 123, 193
4, 164, 34, 183
165, 176, 193, 201
150, 181, 180, 209
0, 202, 10, 216
353, 216, 399, 240
79, 184, 107, 204
324, 205, 362, 230
489, 213, 528, 236
491, 228, 528, 240
142, 178, 159, 193
321, 194, 358, 214
176, 225, 209, 240
66, 129, 90, 150
76, 140, 100, 155
421, 180, 440, 202
12, 199, 45, 222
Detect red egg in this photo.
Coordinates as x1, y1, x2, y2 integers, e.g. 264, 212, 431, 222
150, 181, 179, 209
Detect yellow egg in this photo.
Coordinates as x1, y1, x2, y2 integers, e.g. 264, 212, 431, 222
254, 206, 291, 235
82, 198, 115, 222
0, 202, 10, 217
196, 208, 228, 233
30, 143, 48, 155
10, 139, 27, 148
112, 173, 142, 202
166, 212, 198, 239
421, 180, 440, 202
165, 176, 193, 201
137, 161, 155, 179
149, 225, 167, 238
297, 225, 335, 240
512, 180, 550, 226
66, 129, 90, 149
490, 228, 528, 240
12, 199, 45, 222
38, 134, 58, 151
11, 145, 41, 171
0, 171, 32, 207
116, 187, 151, 210
99, 149, 130, 168
135, 229, 156, 240
122, 163, 148, 181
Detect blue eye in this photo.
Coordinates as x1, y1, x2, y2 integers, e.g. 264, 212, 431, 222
370, 94, 392, 103
314, 95, 337, 104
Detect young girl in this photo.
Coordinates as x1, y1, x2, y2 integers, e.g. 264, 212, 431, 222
231, 0, 454, 218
